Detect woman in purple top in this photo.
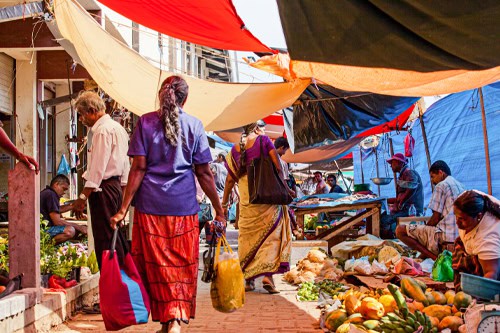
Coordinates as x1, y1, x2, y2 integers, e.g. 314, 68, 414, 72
221, 122, 293, 294
110, 76, 225, 333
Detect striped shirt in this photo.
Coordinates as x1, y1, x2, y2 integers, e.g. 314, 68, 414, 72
428, 176, 466, 242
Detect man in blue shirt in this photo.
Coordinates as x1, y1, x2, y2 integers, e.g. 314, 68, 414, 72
40, 174, 87, 244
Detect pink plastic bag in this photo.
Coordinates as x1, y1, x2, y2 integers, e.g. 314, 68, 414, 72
100, 229, 150, 331
404, 133, 415, 157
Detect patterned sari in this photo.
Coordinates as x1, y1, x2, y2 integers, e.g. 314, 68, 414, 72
225, 136, 291, 280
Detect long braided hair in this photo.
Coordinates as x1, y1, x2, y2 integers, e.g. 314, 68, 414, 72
158, 76, 189, 146
237, 122, 259, 178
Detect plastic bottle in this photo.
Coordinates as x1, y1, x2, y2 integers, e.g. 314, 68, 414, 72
408, 204, 416, 217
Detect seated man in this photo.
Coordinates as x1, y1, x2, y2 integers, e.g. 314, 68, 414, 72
326, 174, 345, 194
380, 153, 423, 239
396, 160, 465, 259
452, 190, 500, 289
40, 175, 87, 244
314, 171, 330, 194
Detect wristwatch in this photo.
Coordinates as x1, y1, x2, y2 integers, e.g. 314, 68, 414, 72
79, 193, 87, 201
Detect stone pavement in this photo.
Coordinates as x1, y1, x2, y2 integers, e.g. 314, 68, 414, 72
50, 225, 323, 333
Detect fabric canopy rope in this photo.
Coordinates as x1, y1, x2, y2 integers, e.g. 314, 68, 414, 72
53, 0, 310, 130
98, 0, 272, 52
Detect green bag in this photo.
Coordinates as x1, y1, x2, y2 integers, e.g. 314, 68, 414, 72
431, 250, 454, 282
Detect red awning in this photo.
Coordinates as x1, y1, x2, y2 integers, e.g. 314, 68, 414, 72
98, 0, 272, 52
358, 105, 415, 137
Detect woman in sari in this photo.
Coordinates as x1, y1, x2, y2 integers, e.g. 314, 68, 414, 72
110, 75, 225, 333
222, 122, 293, 294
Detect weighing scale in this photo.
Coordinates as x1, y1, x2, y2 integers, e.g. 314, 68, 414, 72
465, 304, 500, 332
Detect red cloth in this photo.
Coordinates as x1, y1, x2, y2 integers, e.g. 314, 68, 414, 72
98, 0, 272, 52
358, 105, 415, 137
132, 212, 200, 324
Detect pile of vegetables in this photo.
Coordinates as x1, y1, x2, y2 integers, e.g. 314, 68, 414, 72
284, 249, 344, 285
320, 276, 473, 333
297, 280, 346, 302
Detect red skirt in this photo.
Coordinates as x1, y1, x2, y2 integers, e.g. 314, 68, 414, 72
131, 211, 199, 324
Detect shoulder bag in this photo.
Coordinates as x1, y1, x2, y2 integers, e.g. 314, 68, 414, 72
247, 136, 293, 205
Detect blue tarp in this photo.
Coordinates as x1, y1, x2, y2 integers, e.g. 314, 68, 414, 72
353, 82, 500, 213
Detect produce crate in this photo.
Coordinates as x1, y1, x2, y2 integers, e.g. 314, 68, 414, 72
461, 272, 500, 301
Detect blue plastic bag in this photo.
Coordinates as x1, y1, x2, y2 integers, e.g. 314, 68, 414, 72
57, 154, 71, 175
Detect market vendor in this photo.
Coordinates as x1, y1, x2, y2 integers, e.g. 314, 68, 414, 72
326, 174, 344, 194
314, 171, 330, 194
380, 153, 423, 239
40, 175, 87, 244
452, 190, 500, 289
396, 161, 465, 259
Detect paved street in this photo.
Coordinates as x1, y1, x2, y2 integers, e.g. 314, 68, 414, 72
51, 225, 323, 333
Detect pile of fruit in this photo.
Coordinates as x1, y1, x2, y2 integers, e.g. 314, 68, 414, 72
297, 280, 346, 302
321, 276, 472, 333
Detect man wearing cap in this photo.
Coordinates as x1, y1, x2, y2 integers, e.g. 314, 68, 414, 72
380, 153, 424, 239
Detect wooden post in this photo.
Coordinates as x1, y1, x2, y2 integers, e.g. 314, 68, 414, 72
479, 88, 492, 195
374, 148, 381, 196
418, 100, 434, 191
388, 137, 398, 193
8, 163, 40, 288
359, 146, 365, 183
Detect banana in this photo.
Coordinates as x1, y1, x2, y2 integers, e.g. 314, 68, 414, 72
387, 313, 403, 322
404, 325, 414, 333
406, 317, 415, 328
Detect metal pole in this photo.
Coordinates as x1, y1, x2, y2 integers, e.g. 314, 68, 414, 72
479, 87, 492, 195
418, 100, 434, 191
359, 146, 365, 183
334, 160, 352, 195
375, 148, 381, 196
388, 137, 398, 193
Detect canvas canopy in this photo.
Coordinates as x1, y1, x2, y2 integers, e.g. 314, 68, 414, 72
53, 0, 310, 130
353, 82, 500, 206
98, 0, 271, 52
274, 1, 500, 96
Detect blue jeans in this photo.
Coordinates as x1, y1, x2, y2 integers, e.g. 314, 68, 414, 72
47, 225, 66, 238
380, 211, 408, 239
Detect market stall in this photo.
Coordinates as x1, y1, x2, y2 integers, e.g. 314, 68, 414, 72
292, 193, 385, 248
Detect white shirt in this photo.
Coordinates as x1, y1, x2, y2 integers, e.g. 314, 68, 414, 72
83, 114, 130, 188
459, 211, 500, 260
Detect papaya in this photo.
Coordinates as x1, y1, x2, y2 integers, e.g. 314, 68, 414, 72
378, 294, 397, 314
453, 291, 472, 310
346, 313, 364, 324
428, 316, 440, 328
425, 291, 436, 305
363, 320, 380, 330
359, 297, 385, 320
439, 315, 464, 332
422, 304, 452, 321
451, 305, 459, 314
414, 279, 427, 291
0, 285, 5, 293
335, 323, 351, 333
344, 294, 361, 315
445, 290, 456, 304
431, 291, 447, 305
454, 311, 463, 318
400, 277, 429, 305
325, 309, 348, 332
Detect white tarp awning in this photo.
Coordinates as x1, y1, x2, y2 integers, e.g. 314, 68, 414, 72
53, 0, 310, 130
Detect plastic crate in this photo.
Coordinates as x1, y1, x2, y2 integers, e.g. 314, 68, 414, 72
461, 272, 500, 301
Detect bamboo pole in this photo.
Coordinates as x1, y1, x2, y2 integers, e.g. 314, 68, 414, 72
359, 146, 365, 183
418, 99, 434, 191
374, 147, 381, 196
479, 87, 492, 195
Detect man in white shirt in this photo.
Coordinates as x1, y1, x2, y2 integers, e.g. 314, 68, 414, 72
72, 91, 130, 268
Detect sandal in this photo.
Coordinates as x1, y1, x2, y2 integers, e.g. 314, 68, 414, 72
262, 282, 280, 294
245, 280, 255, 292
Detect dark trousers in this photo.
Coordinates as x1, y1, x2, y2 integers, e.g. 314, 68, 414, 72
88, 177, 128, 269
380, 211, 408, 239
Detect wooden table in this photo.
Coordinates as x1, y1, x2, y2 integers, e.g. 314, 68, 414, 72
294, 199, 383, 251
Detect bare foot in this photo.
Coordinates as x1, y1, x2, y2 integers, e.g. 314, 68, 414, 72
168, 321, 181, 333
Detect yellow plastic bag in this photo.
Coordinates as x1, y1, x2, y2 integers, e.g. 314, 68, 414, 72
210, 236, 245, 313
